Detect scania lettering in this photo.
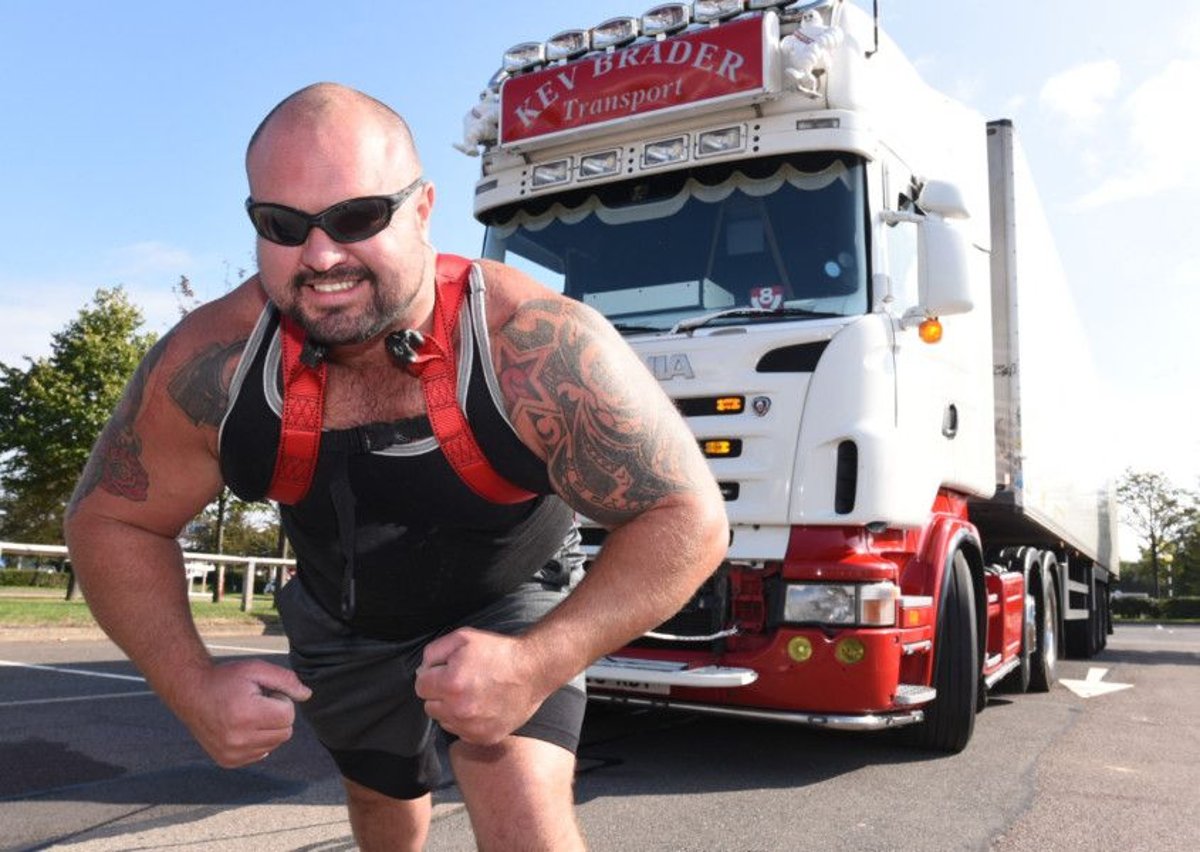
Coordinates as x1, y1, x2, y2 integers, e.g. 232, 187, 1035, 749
458, 0, 1118, 752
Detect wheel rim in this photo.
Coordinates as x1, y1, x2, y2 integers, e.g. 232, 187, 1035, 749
1044, 581, 1058, 675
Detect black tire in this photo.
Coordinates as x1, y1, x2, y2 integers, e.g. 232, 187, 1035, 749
1065, 563, 1099, 658
999, 548, 1036, 694
1094, 582, 1109, 653
909, 550, 978, 753
1028, 553, 1059, 693
1098, 585, 1110, 651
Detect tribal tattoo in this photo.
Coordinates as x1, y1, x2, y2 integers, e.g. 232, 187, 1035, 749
167, 340, 246, 427
67, 335, 170, 514
67, 336, 247, 515
497, 299, 691, 527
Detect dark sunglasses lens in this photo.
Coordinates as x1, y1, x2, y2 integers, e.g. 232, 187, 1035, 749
250, 206, 310, 246
324, 198, 392, 242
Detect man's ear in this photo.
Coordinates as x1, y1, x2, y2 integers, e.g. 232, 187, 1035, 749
416, 180, 436, 239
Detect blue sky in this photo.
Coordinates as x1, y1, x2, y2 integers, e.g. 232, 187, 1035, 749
2, 0, 1197, 505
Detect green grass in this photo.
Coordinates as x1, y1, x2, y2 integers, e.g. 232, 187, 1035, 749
0, 589, 280, 630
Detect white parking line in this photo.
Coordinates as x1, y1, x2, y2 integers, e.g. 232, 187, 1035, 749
0, 690, 155, 708
0, 659, 145, 682
0, 647, 284, 710
205, 643, 288, 655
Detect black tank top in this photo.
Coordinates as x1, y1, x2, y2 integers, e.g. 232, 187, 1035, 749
218, 268, 578, 640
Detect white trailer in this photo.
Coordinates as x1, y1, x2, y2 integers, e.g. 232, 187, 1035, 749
975, 118, 1119, 658
459, 0, 1117, 752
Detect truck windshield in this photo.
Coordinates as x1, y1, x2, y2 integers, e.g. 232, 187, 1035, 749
482, 152, 868, 333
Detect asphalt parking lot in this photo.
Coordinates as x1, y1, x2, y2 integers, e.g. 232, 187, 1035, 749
2, 623, 1198, 851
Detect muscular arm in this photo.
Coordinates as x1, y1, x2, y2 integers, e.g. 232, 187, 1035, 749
417, 290, 728, 743
497, 296, 728, 678
64, 291, 308, 766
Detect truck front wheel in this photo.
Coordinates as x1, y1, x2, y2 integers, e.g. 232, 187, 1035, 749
908, 549, 979, 753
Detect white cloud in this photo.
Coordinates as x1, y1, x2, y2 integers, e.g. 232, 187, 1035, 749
0, 302, 66, 367
104, 241, 196, 278
1071, 58, 1200, 209
1039, 59, 1121, 126
0, 241, 230, 368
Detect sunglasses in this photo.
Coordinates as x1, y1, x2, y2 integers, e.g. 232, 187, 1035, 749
245, 176, 425, 246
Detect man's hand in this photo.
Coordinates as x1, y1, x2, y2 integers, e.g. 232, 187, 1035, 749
414, 627, 547, 745
174, 659, 311, 768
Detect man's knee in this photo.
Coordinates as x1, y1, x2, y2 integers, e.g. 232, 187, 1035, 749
343, 777, 432, 852
453, 736, 575, 785
450, 736, 583, 850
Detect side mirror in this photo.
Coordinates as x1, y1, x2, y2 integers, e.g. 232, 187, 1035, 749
916, 214, 973, 317
917, 179, 970, 220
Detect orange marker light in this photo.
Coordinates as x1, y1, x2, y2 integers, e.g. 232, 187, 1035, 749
918, 317, 943, 343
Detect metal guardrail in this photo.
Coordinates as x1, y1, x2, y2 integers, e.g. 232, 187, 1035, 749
0, 541, 296, 613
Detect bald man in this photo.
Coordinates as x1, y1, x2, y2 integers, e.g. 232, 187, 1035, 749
65, 82, 728, 851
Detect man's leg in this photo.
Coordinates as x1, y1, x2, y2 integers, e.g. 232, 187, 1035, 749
343, 777, 432, 852
450, 736, 584, 851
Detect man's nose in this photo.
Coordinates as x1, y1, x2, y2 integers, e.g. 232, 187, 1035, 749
299, 226, 349, 271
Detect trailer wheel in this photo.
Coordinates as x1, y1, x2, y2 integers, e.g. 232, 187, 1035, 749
1065, 563, 1099, 658
908, 549, 978, 753
1028, 553, 1059, 693
998, 548, 1036, 694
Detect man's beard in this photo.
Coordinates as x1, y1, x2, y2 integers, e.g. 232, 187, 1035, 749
286, 265, 413, 347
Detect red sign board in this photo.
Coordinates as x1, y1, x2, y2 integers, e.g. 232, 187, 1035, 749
500, 15, 767, 146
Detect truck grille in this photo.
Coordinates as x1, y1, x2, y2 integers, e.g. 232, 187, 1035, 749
630, 567, 731, 650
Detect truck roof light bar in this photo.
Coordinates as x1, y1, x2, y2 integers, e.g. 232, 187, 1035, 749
502, 41, 546, 74
796, 117, 841, 131
696, 125, 745, 157
642, 3, 692, 36
545, 29, 592, 62
579, 150, 622, 180
642, 135, 690, 168
591, 16, 641, 50
779, 0, 838, 15
530, 159, 572, 189
693, 0, 746, 23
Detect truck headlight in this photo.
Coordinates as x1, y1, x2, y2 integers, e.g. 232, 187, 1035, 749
783, 582, 898, 627
784, 584, 856, 624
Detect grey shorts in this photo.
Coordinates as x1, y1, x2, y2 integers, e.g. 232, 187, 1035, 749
275, 575, 587, 800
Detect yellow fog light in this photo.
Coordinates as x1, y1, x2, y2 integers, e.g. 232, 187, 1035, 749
787, 636, 813, 663
835, 638, 866, 665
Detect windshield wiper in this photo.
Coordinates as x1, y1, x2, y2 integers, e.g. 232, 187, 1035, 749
610, 322, 668, 335
671, 307, 841, 334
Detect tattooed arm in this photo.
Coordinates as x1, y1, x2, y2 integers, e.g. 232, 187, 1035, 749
415, 271, 728, 744
63, 284, 309, 767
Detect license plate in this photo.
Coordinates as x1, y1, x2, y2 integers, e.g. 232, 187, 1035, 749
588, 677, 670, 696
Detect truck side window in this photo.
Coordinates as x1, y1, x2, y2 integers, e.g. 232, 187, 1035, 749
886, 192, 919, 310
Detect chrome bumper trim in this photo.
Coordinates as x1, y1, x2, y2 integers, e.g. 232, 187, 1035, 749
586, 656, 758, 688
587, 693, 926, 731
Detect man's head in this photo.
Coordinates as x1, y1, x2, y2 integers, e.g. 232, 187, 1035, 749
245, 83, 436, 348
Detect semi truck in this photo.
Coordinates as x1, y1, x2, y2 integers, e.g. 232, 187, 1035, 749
456, 0, 1118, 752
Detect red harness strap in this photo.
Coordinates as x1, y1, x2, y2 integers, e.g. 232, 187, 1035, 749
266, 315, 326, 505
265, 254, 536, 506
403, 255, 536, 505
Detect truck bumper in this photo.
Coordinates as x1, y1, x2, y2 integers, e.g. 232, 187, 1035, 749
585, 625, 935, 731
586, 689, 926, 731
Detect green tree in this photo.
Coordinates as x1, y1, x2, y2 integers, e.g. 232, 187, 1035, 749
1117, 469, 1196, 598
0, 288, 156, 543
1171, 511, 1200, 598
185, 492, 280, 558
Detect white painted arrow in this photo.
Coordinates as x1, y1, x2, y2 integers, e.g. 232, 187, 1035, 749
1059, 667, 1133, 698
